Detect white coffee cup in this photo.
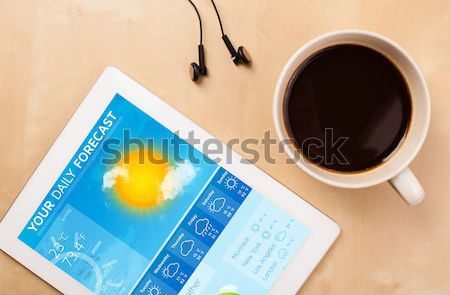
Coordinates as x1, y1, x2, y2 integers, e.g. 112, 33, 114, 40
273, 29, 430, 206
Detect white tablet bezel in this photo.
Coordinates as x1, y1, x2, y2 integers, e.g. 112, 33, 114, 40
0, 67, 340, 295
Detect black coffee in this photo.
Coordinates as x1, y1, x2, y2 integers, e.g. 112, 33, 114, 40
284, 44, 411, 172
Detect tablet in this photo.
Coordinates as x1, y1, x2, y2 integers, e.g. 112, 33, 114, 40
0, 67, 339, 295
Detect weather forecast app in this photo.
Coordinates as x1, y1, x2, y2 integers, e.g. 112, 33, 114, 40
19, 94, 311, 295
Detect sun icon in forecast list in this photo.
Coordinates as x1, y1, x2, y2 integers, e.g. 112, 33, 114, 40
148, 285, 161, 295
224, 176, 238, 190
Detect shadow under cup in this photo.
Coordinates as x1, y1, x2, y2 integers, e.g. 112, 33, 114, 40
283, 44, 412, 173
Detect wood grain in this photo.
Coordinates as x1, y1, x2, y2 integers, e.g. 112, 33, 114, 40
1, 0, 449, 294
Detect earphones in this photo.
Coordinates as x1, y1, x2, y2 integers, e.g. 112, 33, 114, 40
187, 0, 251, 82
210, 0, 251, 65
188, 0, 207, 82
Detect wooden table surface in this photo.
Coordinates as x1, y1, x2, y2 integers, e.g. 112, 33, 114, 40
1, 0, 450, 294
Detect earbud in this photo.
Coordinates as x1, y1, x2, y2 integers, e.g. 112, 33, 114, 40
210, 0, 251, 66
222, 35, 251, 65
190, 44, 207, 82
188, 0, 207, 82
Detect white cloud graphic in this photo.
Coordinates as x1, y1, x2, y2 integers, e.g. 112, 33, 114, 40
180, 240, 194, 256
102, 166, 128, 190
195, 218, 209, 236
208, 197, 225, 213
162, 262, 179, 278
161, 161, 196, 201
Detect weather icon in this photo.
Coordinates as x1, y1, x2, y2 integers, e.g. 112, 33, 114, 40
278, 248, 288, 259
180, 240, 194, 256
148, 285, 161, 295
208, 197, 226, 213
224, 176, 238, 190
195, 218, 210, 236
162, 262, 179, 278
262, 230, 271, 239
251, 223, 260, 232
275, 231, 287, 242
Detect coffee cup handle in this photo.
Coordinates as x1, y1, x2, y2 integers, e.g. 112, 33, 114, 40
389, 168, 424, 206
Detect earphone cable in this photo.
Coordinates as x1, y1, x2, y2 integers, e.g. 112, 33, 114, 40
188, 0, 203, 45
211, 0, 225, 36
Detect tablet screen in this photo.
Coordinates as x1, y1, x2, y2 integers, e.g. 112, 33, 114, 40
18, 94, 310, 295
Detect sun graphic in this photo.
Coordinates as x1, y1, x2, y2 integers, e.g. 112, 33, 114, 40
102, 148, 197, 210
115, 149, 169, 208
